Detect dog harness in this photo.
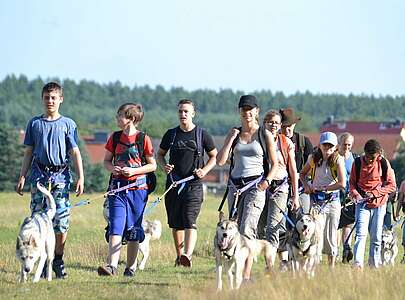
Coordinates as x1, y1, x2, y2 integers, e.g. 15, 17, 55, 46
291, 229, 317, 257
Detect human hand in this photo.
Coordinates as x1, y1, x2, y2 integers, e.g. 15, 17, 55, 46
228, 127, 240, 140
112, 166, 122, 176
257, 179, 269, 192
164, 164, 174, 174
121, 167, 135, 177
16, 176, 25, 196
76, 177, 84, 196
291, 196, 300, 211
194, 168, 206, 179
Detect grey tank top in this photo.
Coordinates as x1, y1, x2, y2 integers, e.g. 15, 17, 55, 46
231, 132, 264, 178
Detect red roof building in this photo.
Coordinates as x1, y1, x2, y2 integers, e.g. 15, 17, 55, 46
305, 119, 405, 160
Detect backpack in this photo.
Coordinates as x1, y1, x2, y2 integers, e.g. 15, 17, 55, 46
309, 155, 339, 182
166, 125, 204, 172
111, 130, 157, 194
354, 156, 388, 185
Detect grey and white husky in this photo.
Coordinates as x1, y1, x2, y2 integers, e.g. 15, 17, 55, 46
16, 182, 56, 283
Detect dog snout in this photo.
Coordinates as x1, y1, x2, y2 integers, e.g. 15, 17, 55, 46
223, 233, 228, 238
303, 224, 307, 230
24, 267, 30, 273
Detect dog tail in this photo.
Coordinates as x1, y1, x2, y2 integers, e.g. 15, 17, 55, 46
36, 182, 56, 220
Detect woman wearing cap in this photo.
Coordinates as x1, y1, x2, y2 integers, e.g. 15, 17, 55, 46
300, 131, 346, 267
217, 95, 278, 281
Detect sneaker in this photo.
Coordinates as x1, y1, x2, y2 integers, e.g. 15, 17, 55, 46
123, 268, 135, 277
174, 257, 181, 267
98, 265, 117, 276
401, 255, 405, 264
179, 254, 192, 268
52, 259, 68, 279
279, 260, 289, 272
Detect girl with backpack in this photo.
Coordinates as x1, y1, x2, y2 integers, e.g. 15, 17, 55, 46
300, 131, 346, 267
258, 110, 300, 270
217, 95, 278, 282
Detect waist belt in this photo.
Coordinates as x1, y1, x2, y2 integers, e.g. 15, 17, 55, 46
110, 177, 147, 191
230, 175, 261, 188
36, 162, 67, 173
312, 191, 340, 202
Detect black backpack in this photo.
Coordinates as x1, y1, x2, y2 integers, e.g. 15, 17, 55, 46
111, 130, 157, 194
353, 156, 388, 194
167, 125, 204, 172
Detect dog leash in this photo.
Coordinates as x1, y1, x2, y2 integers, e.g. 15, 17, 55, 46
105, 177, 147, 195
143, 174, 196, 216
229, 176, 263, 220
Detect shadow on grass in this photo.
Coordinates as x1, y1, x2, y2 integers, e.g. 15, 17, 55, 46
68, 262, 97, 272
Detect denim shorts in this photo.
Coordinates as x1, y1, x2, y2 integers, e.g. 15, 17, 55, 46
30, 181, 71, 234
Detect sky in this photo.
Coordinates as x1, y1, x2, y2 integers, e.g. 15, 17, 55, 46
1, 0, 404, 96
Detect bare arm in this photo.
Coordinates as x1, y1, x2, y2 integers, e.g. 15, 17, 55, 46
156, 148, 174, 174
69, 147, 84, 196
16, 146, 33, 195
300, 155, 313, 194
216, 128, 240, 166
195, 148, 218, 178
257, 129, 278, 191
287, 146, 299, 208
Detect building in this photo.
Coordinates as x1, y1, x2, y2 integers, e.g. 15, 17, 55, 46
305, 118, 404, 160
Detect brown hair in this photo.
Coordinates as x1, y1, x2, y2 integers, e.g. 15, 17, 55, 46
42, 82, 63, 97
263, 110, 282, 123
312, 146, 339, 168
178, 98, 195, 108
117, 103, 144, 124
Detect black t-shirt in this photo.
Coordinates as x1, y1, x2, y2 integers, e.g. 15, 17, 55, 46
291, 132, 313, 173
160, 126, 216, 180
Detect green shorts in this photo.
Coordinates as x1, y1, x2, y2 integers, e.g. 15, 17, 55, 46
30, 182, 71, 234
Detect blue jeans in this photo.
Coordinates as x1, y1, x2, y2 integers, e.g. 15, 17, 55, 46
353, 202, 386, 268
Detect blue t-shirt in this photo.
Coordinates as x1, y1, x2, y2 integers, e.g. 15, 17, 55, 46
24, 115, 78, 183
344, 153, 355, 194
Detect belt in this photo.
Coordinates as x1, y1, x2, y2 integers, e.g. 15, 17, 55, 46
36, 162, 67, 173
230, 175, 261, 188
312, 191, 340, 202
110, 177, 147, 189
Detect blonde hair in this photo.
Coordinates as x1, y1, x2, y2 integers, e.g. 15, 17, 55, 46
338, 132, 354, 145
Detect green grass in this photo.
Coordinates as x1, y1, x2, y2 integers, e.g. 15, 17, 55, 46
1, 191, 405, 300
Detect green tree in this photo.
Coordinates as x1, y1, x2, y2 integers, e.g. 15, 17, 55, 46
0, 123, 24, 190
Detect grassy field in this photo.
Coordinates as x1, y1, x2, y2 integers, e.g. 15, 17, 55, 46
1, 191, 404, 300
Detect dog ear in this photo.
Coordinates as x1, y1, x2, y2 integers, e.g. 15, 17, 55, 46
28, 235, 37, 248
218, 211, 225, 222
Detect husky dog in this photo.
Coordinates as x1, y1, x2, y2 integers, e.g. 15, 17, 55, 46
287, 213, 318, 277
134, 219, 162, 270
381, 227, 398, 266
16, 182, 56, 283
214, 213, 275, 291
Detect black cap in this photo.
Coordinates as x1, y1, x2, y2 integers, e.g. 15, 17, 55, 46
238, 95, 258, 108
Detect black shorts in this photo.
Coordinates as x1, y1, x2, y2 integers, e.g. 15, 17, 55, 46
339, 203, 355, 228
165, 183, 203, 230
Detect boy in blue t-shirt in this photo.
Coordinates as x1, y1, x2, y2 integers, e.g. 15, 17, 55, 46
16, 82, 84, 279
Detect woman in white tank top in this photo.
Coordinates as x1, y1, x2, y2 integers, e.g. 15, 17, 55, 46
217, 95, 278, 282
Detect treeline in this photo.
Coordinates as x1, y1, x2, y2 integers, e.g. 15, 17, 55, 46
1, 74, 405, 137
1, 74, 405, 191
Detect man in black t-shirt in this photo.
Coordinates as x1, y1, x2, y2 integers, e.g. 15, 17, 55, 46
157, 99, 217, 268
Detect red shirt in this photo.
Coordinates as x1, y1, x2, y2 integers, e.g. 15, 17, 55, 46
349, 156, 396, 208
105, 131, 154, 182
